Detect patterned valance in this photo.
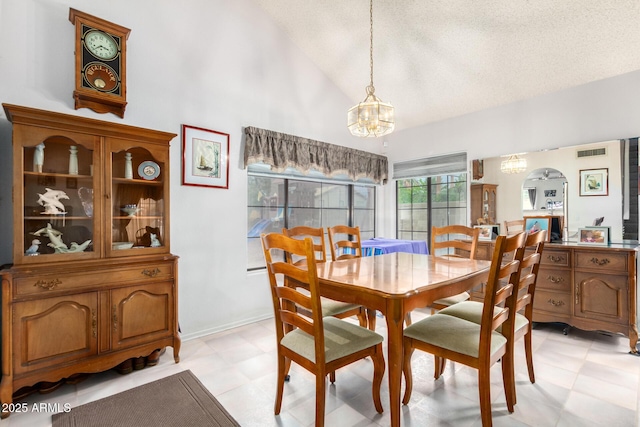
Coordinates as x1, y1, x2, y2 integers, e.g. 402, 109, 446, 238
243, 126, 388, 184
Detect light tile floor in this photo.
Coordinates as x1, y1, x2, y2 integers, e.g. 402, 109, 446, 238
3, 309, 640, 426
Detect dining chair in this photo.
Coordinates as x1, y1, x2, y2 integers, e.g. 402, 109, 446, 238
327, 225, 363, 260
427, 224, 481, 313
261, 232, 385, 427
402, 231, 527, 427
282, 226, 368, 329
504, 219, 525, 236
438, 229, 546, 406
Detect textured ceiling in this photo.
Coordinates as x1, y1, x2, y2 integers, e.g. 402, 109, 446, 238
253, 0, 640, 132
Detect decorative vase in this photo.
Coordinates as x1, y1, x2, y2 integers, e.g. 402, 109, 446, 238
124, 152, 133, 179
69, 146, 78, 175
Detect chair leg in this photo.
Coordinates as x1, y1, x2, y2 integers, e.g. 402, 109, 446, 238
478, 368, 493, 427
524, 331, 535, 383
329, 371, 336, 383
366, 308, 377, 331
357, 307, 368, 329
404, 312, 412, 326
501, 350, 516, 412
434, 356, 446, 379
402, 343, 414, 405
275, 355, 287, 414
371, 344, 385, 413
316, 374, 327, 427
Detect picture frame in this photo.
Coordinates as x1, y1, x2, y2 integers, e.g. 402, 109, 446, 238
579, 168, 608, 196
578, 227, 609, 245
182, 124, 230, 189
523, 216, 551, 242
474, 225, 495, 241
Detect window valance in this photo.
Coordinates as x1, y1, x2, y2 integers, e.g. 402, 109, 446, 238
243, 126, 388, 184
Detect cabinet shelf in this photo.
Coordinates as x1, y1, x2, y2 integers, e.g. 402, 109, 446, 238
24, 171, 92, 180
25, 216, 92, 221
113, 177, 162, 186
113, 216, 163, 220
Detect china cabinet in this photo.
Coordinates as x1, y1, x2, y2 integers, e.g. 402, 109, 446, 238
0, 104, 179, 416
470, 183, 497, 225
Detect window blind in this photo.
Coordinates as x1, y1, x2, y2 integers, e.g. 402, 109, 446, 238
392, 152, 467, 179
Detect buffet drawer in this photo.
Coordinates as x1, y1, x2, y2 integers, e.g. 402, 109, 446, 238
540, 249, 571, 267
575, 251, 627, 271
14, 262, 174, 296
536, 267, 571, 292
534, 290, 571, 315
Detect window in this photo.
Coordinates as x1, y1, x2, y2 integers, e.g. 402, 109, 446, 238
247, 173, 375, 270
396, 173, 468, 250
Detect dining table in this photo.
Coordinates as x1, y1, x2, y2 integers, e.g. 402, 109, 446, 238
316, 252, 492, 427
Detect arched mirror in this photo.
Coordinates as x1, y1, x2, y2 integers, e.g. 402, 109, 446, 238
522, 168, 567, 215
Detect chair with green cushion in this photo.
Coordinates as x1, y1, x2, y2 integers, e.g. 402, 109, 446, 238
427, 224, 481, 313
261, 232, 385, 427
438, 229, 546, 406
402, 232, 527, 427
283, 226, 368, 329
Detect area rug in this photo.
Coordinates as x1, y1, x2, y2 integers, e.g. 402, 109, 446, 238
52, 370, 240, 427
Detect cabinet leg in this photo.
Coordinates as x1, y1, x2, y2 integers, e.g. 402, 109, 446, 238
173, 337, 181, 363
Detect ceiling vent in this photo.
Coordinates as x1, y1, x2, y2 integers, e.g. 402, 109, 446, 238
576, 147, 607, 158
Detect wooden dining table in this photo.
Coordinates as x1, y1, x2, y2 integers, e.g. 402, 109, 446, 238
316, 252, 492, 427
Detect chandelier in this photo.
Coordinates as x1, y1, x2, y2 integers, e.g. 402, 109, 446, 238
347, 0, 395, 138
500, 154, 527, 174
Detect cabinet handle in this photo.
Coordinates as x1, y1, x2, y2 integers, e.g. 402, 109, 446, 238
547, 255, 564, 263
92, 309, 97, 338
142, 268, 161, 277
589, 257, 610, 266
575, 283, 579, 305
547, 275, 564, 284
33, 278, 61, 290
112, 305, 118, 332
547, 298, 565, 307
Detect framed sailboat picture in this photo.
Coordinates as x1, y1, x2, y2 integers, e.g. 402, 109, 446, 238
182, 124, 230, 189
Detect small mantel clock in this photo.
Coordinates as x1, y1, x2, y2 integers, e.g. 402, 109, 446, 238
69, 8, 131, 118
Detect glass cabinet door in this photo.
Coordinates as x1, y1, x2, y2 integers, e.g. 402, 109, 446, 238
107, 140, 168, 257
18, 129, 99, 264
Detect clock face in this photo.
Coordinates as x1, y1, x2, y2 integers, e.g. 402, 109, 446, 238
84, 30, 118, 60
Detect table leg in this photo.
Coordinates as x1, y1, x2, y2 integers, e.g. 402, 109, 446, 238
385, 301, 404, 427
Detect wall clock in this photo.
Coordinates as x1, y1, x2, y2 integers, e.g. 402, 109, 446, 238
69, 8, 131, 118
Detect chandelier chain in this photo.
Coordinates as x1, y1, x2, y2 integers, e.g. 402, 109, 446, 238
369, 0, 374, 90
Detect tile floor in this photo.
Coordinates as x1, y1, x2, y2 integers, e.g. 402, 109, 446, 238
3, 309, 640, 426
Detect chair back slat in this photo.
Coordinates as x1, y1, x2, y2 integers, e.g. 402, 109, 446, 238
505, 230, 546, 333
431, 225, 480, 259
327, 225, 363, 260
479, 232, 527, 356
261, 232, 327, 364
283, 226, 327, 264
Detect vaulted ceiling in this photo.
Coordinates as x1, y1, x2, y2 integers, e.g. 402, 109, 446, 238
253, 0, 640, 132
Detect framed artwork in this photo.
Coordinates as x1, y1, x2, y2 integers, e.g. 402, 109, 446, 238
579, 168, 608, 196
474, 225, 495, 241
578, 227, 608, 245
182, 124, 230, 189
523, 216, 551, 242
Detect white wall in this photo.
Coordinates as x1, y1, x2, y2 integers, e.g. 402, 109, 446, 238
0, 0, 384, 339
2, 0, 640, 338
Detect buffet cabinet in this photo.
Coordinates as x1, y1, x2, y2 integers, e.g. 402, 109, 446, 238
473, 240, 638, 353
0, 104, 180, 415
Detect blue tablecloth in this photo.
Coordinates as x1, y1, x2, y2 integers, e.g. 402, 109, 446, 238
360, 238, 429, 256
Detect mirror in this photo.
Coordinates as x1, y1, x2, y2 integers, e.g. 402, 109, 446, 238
476, 139, 637, 242
522, 168, 566, 214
